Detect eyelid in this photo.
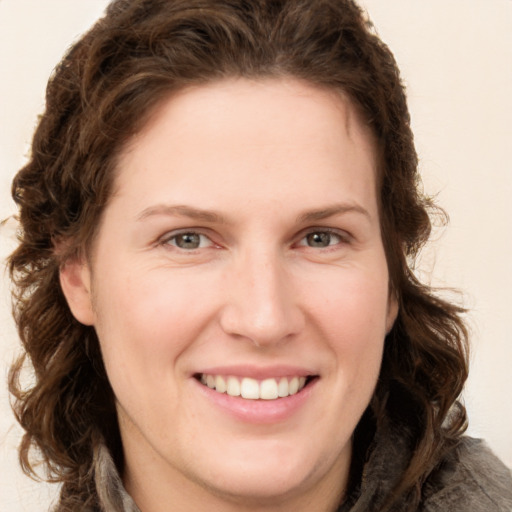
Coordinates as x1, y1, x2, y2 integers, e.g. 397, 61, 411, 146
294, 227, 352, 248
155, 226, 352, 251
158, 228, 217, 250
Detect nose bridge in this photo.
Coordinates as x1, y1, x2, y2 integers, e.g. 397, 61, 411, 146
220, 245, 302, 346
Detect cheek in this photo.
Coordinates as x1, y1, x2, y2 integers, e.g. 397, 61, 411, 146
311, 268, 391, 339
309, 268, 389, 386
92, 267, 219, 377
90, 272, 205, 435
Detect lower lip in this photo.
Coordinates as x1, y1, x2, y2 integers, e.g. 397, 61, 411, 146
193, 378, 317, 424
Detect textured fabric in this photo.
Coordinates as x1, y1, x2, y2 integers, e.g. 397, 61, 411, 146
338, 432, 512, 512
419, 437, 512, 512
92, 444, 140, 512
93, 434, 512, 512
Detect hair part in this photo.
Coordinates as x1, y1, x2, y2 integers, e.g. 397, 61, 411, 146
9, 0, 468, 509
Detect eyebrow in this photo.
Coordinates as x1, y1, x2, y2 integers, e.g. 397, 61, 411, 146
136, 204, 226, 223
296, 203, 371, 223
136, 202, 371, 224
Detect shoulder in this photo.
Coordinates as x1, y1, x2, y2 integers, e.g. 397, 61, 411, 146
421, 437, 512, 512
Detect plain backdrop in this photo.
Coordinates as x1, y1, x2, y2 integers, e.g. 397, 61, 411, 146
1, 1, 511, 510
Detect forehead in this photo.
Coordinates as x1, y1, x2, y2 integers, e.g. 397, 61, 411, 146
112, 78, 378, 217
121, 78, 375, 156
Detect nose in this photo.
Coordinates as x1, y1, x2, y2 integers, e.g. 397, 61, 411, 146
219, 249, 304, 347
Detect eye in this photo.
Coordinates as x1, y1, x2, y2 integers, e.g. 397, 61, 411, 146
164, 231, 213, 250
298, 230, 344, 248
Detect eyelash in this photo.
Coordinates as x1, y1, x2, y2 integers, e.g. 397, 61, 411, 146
160, 230, 215, 251
159, 227, 350, 253
295, 228, 348, 250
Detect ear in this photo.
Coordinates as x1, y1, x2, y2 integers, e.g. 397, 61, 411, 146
385, 293, 399, 334
59, 257, 95, 326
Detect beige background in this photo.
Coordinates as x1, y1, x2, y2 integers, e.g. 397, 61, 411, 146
1, 0, 511, 509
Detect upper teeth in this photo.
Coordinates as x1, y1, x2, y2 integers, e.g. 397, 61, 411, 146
200, 375, 307, 400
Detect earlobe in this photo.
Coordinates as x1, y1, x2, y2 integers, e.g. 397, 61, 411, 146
59, 257, 95, 326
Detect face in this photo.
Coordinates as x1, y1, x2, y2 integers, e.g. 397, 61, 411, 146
62, 78, 397, 510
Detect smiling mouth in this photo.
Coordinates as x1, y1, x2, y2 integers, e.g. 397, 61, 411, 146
195, 374, 316, 400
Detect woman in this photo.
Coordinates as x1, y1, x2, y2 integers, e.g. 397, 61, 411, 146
7, 0, 512, 510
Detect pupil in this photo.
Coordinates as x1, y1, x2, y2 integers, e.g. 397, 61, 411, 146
177, 233, 200, 249
308, 232, 330, 247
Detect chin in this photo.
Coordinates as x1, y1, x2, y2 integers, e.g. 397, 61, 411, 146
183, 438, 338, 505
197, 462, 314, 506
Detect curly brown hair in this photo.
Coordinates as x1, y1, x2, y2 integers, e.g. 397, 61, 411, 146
8, 0, 468, 510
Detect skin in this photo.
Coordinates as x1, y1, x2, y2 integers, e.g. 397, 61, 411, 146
61, 78, 398, 512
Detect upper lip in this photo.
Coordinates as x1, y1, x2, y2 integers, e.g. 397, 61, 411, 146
193, 364, 317, 380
